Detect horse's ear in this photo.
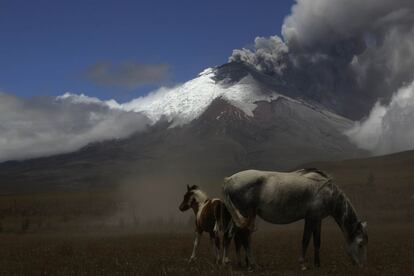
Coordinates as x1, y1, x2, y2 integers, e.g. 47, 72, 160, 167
191, 185, 198, 190
186, 184, 190, 191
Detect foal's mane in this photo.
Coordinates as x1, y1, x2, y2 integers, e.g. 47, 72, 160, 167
192, 188, 208, 203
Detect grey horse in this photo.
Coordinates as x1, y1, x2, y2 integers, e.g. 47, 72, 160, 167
223, 168, 368, 269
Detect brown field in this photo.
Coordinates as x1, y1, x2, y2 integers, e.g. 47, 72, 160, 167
0, 223, 412, 275
0, 151, 413, 275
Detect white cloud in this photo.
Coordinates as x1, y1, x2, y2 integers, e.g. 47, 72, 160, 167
346, 80, 414, 154
0, 68, 277, 162
0, 92, 149, 162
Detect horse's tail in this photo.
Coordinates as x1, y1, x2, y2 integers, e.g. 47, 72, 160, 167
222, 177, 249, 229
213, 200, 233, 235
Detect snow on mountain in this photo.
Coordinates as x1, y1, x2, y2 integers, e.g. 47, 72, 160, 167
122, 68, 284, 126
61, 65, 352, 128
62, 67, 284, 126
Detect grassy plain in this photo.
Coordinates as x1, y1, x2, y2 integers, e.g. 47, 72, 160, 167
0, 223, 412, 275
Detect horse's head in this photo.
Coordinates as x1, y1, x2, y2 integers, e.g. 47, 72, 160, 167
346, 221, 368, 267
179, 184, 199, 212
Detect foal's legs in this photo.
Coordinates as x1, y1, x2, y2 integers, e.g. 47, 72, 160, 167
209, 232, 221, 263
189, 231, 202, 263
313, 219, 322, 267
222, 231, 232, 265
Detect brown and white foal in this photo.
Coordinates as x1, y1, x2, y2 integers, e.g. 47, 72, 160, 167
179, 185, 232, 264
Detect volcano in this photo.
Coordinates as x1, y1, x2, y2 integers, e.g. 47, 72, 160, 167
0, 62, 366, 193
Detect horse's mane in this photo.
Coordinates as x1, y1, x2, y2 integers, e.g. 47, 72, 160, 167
295, 168, 330, 179
193, 189, 208, 202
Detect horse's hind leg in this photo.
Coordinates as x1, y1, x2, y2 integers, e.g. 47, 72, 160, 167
209, 232, 221, 264
234, 229, 243, 267
243, 230, 256, 270
299, 218, 313, 270
313, 219, 321, 267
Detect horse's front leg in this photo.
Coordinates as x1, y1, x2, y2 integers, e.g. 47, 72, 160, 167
189, 231, 202, 263
299, 218, 313, 270
313, 219, 322, 267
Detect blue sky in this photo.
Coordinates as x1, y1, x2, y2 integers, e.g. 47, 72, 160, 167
0, 0, 294, 102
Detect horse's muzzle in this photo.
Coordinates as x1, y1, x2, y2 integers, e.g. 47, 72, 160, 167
179, 204, 187, 212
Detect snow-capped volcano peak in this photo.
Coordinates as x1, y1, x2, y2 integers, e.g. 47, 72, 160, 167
120, 67, 280, 126
62, 65, 282, 126
61, 62, 352, 129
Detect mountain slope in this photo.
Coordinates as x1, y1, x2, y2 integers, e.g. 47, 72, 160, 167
303, 150, 414, 222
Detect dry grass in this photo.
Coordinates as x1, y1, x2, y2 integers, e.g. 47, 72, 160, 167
0, 223, 411, 275
0, 151, 413, 275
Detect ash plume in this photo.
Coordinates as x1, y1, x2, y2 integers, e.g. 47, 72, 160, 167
230, 0, 414, 120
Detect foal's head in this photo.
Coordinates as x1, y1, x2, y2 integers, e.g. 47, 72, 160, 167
179, 185, 206, 212
346, 221, 368, 267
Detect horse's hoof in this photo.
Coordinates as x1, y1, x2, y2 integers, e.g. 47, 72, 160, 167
300, 264, 308, 271
222, 258, 231, 265
247, 264, 259, 272
188, 257, 196, 264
